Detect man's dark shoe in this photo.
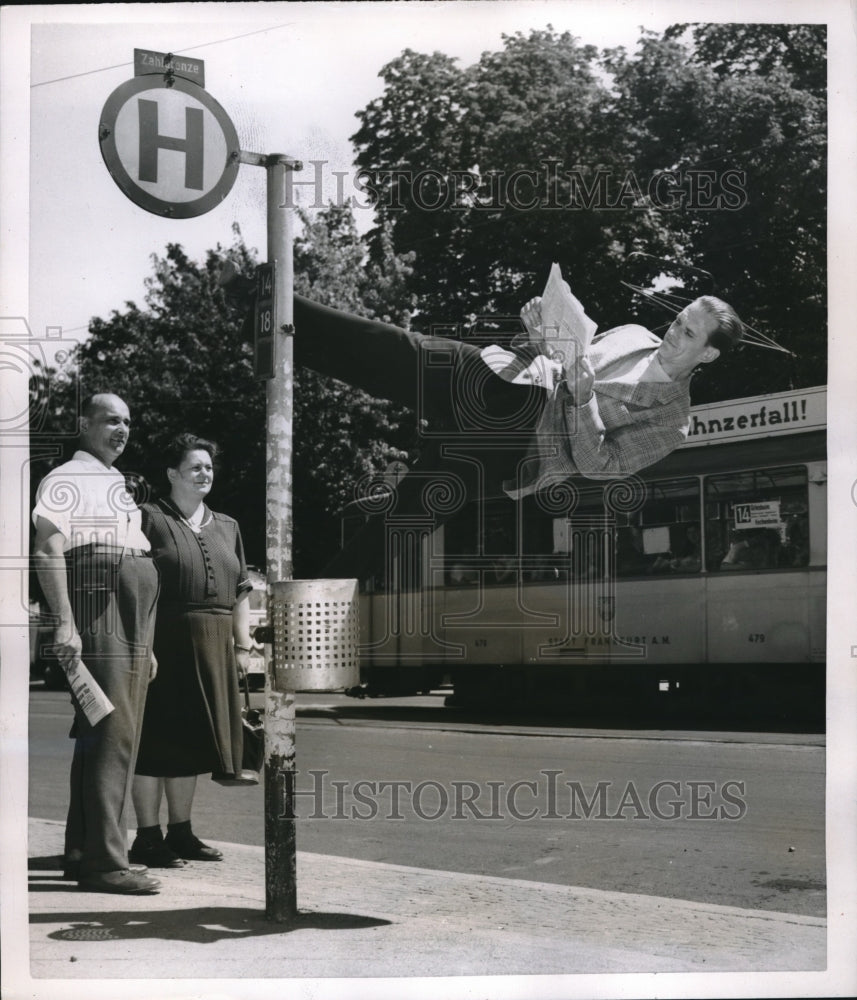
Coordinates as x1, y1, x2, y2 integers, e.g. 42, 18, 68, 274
63, 858, 149, 880
78, 869, 161, 895
165, 823, 223, 862
129, 836, 187, 869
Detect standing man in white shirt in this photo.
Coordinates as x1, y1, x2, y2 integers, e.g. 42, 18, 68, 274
32, 393, 161, 895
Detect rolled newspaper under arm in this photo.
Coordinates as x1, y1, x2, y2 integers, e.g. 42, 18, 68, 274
63, 659, 115, 726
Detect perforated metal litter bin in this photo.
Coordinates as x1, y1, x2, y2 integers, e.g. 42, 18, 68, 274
269, 578, 360, 691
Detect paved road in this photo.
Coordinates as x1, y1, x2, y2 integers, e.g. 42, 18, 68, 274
28, 686, 826, 917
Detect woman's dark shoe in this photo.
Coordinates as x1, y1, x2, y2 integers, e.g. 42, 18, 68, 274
128, 836, 187, 869
165, 821, 223, 862
212, 768, 260, 787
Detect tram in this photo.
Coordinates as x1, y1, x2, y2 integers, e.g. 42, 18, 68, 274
343, 385, 826, 722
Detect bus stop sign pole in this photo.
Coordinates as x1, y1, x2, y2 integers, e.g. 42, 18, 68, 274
97, 52, 303, 922
238, 149, 302, 922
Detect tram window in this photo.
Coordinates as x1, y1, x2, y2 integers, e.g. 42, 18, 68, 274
444, 501, 478, 558
536, 488, 606, 582
357, 543, 387, 595
443, 499, 521, 585
443, 479, 711, 584
704, 466, 809, 571
443, 502, 478, 586
353, 515, 427, 594
484, 503, 518, 584
615, 478, 702, 577
615, 526, 648, 576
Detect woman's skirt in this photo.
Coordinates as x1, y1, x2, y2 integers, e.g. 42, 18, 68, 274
134, 609, 243, 778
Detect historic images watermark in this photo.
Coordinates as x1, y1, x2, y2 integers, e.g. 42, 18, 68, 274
278, 769, 748, 822
281, 159, 748, 213
6, 320, 151, 654
3, 317, 81, 635
2, 317, 81, 444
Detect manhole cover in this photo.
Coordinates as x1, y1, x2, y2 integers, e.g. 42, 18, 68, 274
57, 927, 115, 941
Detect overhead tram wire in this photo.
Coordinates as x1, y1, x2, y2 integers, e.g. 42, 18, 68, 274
30, 22, 295, 88
618, 255, 797, 356
619, 281, 796, 356
384, 205, 801, 358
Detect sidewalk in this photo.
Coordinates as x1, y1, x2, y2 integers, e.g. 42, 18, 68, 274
26, 817, 825, 980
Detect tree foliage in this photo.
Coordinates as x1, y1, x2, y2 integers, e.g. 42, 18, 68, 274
664, 22, 826, 99
32, 214, 417, 574
602, 28, 826, 398
352, 23, 826, 402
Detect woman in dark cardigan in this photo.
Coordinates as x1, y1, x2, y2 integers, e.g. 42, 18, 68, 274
130, 433, 254, 867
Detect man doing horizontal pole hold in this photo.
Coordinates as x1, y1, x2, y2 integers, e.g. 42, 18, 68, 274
226, 268, 743, 571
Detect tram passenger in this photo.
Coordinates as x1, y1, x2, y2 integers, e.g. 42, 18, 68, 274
616, 526, 649, 576
719, 528, 780, 571
651, 524, 702, 573
783, 516, 809, 567
671, 524, 702, 572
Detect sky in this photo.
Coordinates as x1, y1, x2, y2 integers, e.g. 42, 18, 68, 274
18, 1, 678, 352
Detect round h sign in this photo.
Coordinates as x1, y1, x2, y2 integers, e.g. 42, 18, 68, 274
99, 75, 239, 218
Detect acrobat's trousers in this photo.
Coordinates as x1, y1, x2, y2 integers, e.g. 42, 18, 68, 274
289, 296, 546, 576
293, 294, 544, 435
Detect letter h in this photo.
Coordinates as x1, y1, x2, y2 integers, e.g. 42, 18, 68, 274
137, 98, 204, 190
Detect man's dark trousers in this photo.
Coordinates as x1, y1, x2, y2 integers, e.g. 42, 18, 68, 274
64, 547, 159, 875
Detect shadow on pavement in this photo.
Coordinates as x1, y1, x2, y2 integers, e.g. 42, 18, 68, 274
30, 906, 390, 943
295, 698, 825, 736
29, 855, 67, 873
28, 856, 391, 940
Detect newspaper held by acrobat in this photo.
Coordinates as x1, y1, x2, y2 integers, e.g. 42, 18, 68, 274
539, 262, 598, 366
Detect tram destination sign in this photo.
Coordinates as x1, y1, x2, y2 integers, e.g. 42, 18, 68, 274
254, 263, 276, 381
684, 385, 825, 447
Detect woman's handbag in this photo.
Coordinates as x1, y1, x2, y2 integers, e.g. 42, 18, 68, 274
213, 673, 264, 787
